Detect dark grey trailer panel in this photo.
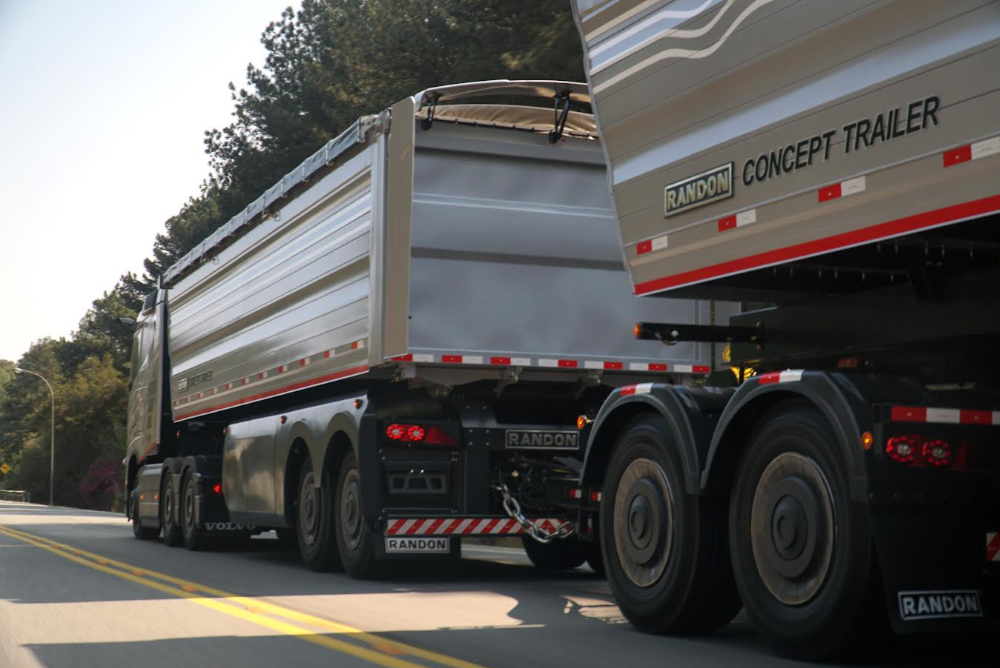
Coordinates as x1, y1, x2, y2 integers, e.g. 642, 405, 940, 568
573, 0, 1000, 298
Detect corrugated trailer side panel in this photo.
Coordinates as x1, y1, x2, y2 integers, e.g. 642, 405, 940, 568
167, 145, 380, 422
574, 0, 1000, 297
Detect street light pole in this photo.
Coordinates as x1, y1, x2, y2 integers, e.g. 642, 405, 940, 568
15, 367, 55, 506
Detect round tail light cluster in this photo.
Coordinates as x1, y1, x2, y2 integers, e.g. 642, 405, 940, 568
885, 434, 951, 468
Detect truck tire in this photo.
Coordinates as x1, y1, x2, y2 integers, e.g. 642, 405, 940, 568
180, 472, 210, 551
521, 535, 586, 570
602, 415, 739, 635
729, 404, 882, 660
131, 489, 158, 540
296, 459, 342, 571
161, 474, 183, 547
335, 451, 381, 579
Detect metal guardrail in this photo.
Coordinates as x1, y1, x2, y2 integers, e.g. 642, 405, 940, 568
0, 490, 30, 502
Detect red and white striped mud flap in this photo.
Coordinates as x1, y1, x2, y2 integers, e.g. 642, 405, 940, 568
987, 532, 1000, 563
385, 517, 565, 537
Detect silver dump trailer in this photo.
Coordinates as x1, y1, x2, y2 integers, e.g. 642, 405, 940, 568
124, 81, 729, 577
570, 0, 1000, 659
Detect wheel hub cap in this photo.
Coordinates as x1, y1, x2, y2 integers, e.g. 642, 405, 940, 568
341, 469, 362, 550
614, 457, 673, 588
299, 472, 319, 546
751, 452, 835, 605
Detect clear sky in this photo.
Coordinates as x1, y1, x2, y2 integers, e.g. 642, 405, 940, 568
0, 0, 296, 361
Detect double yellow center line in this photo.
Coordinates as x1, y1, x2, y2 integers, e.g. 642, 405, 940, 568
0, 524, 492, 668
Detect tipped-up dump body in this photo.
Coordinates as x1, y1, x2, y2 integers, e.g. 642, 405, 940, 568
570, 1, 1000, 658
574, 0, 1000, 302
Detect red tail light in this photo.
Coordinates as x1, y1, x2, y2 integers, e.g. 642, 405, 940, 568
386, 424, 408, 440
886, 435, 918, 464
385, 423, 454, 445
921, 439, 951, 467
212, 483, 222, 495
886, 434, 954, 469
407, 425, 425, 442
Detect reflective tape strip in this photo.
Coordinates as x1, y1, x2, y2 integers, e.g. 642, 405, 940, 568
758, 370, 804, 385
390, 353, 702, 373
385, 517, 567, 535
986, 533, 1000, 562
636, 235, 669, 255
891, 406, 1000, 425
944, 136, 999, 167
620, 383, 654, 396
718, 208, 757, 232
818, 176, 866, 202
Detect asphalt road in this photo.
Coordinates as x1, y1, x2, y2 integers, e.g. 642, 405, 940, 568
0, 500, 992, 668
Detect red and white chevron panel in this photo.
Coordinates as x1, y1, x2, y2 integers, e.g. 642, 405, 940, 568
757, 370, 804, 384
891, 406, 1000, 426
987, 532, 1000, 563
384, 517, 565, 537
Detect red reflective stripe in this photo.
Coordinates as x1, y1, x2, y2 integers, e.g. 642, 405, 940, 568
648, 363, 667, 371
818, 183, 842, 202
351, 341, 360, 349
757, 372, 781, 385
891, 406, 927, 423
603, 361, 623, 370
175, 365, 370, 420
620, 386, 637, 396
961, 410, 992, 425
480, 519, 501, 534
694, 365, 711, 374
636, 240, 652, 255
943, 145, 972, 167
425, 518, 446, 535
442, 355, 462, 364
558, 359, 578, 368
385, 520, 402, 535
635, 194, 1000, 296
987, 533, 1000, 561
462, 521, 481, 535
491, 356, 512, 365
324, 351, 332, 358
718, 215, 737, 232
392, 354, 413, 362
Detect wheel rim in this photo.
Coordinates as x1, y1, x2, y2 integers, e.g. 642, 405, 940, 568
613, 457, 674, 588
299, 470, 320, 547
164, 486, 174, 528
183, 481, 195, 532
750, 452, 835, 606
340, 467, 362, 551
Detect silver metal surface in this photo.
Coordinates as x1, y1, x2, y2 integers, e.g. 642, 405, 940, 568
572, 0, 1000, 296
613, 457, 674, 588
750, 452, 835, 606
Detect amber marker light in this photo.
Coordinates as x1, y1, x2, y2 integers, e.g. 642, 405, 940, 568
861, 431, 874, 451
577, 415, 593, 430
633, 323, 643, 339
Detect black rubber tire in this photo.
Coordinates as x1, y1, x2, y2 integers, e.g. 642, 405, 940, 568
335, 451, 381, 579
161, 474, 183, 547
131, 489, 158, 540
583, 540, 605, 577
180, 473, 210, 551
602, 415, 740, 635
296, 459, 342, 572
729, 403, 883, 660
522, 535, 587, 570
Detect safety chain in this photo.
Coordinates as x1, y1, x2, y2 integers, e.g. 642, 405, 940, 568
492, 482, 574, 544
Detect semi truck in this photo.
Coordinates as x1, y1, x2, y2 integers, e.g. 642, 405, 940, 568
124, 80, 728, 577
569, 0, 1000, 659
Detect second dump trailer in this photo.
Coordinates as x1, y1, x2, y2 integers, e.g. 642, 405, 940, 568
124, 81, 729, 576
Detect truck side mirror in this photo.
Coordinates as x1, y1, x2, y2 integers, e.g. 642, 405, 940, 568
118, 317, 137, 328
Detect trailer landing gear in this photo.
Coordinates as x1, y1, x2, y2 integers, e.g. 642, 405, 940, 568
602, 415, 739, 634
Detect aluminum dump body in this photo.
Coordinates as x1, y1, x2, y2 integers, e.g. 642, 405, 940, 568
162, 82, 723, 422
573, 0, 1000, 300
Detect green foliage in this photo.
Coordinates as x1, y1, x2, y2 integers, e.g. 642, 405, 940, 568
0, 0, 583, 509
